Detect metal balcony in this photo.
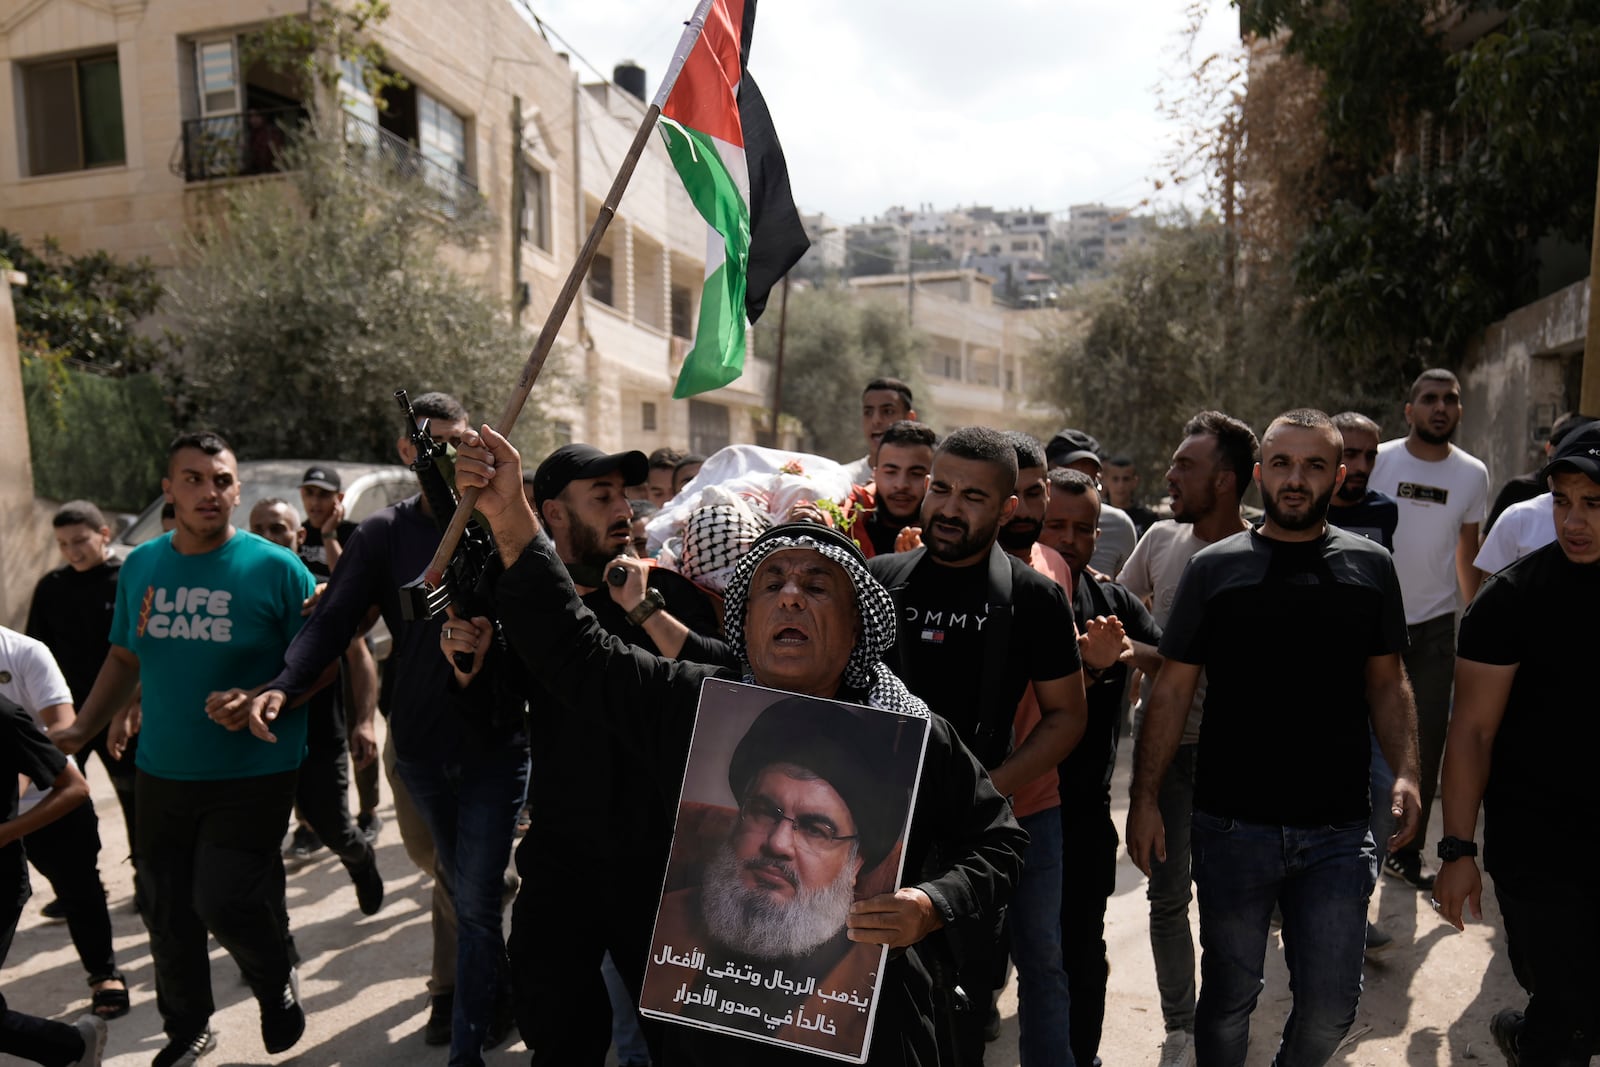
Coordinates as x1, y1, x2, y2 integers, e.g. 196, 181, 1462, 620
340, 111, 479, 219
177, 107, 307, 182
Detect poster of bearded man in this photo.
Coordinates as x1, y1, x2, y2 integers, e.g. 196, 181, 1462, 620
640, 678, 929, 1062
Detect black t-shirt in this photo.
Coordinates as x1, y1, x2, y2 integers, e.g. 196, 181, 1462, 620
1061, 573, 1162, 800
1, 696, 68, 905
26, 559, 120, 706
300, 520, 361, 580
1457, 542, 1600, 875
1160, 526, 1408, 826
872, 547, 1081, 768
863, 509, 913, 557
1328, 489, 1399, 552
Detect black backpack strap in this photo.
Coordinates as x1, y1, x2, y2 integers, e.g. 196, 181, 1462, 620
972, 545, 1015, 769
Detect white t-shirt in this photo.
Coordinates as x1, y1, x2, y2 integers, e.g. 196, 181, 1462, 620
842, 454, 873, 487
1370, 439, 1490, 624
1119, 520, 1215, 745
1092, 503, 1138, 577
1473, 494, 1554, 575
0, 627, 74, 814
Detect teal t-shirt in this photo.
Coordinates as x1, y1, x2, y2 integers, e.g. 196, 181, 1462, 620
112, 530, 316, 781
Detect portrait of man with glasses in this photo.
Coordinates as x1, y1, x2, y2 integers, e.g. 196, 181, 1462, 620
640, 683, 928, 1061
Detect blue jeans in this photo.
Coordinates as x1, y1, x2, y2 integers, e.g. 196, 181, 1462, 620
1148, 743, 1198, 1033
396, 749, 529, 1067
602, 951, 652, 1065
1191, 812, 1377, 1067
1368, 729, 1396, 861
1012, 807, 1075, 1067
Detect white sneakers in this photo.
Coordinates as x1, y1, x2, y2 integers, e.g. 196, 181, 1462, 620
68, 1015, 107, 1067
1158, 1029, 1197, 1067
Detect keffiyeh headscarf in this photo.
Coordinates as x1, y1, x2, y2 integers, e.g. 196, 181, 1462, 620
722, 522, 929, 719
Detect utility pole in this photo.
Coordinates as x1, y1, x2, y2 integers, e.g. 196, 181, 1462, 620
767, 275, 791, 447
510, 95, 524, 330
1583, 140, 1600, 415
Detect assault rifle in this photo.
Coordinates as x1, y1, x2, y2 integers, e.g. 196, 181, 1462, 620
394, 389, 501, 674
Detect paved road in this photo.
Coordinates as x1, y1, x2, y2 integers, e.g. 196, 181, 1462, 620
3, 720, 1518, 1065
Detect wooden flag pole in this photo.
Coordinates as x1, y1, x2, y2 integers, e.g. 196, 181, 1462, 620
425, 0, 717, 586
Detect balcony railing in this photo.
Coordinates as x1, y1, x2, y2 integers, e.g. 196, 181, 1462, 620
177, 107, 307, 182
341, 111, 479, 219
177, 107, 479, 220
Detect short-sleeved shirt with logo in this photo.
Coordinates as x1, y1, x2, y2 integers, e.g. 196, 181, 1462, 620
112, 530, 315, 781
1159, 527, 1408, 826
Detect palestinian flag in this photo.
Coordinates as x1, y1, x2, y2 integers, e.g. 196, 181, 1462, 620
658, 0, 809, 398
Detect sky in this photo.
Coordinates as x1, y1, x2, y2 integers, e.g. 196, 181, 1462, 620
522, 0, 1242, 224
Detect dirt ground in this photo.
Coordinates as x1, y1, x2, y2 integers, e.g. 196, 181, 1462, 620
2, 722, 1522, 1066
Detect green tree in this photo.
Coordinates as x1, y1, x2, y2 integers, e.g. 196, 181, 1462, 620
162, 133, 560, 463
752, 287, 925, 461
1239, 0, 1600, 380
0, 230, 163, 373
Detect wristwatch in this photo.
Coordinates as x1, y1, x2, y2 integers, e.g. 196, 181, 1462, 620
626, 587, 667, 627
1436, 836, 1479, 862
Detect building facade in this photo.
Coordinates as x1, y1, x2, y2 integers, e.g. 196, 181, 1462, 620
0, 0, 774, 456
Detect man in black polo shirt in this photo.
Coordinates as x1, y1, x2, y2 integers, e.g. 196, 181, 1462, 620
1433, 420, 1600, 1067
453, 442, 735, 1067
1040, 467, 1164, 1066
867, 425, 1086, 1066
1127, 408, 1420, 1067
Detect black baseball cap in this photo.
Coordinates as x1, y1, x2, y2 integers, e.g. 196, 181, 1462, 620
1046, 428, 1103, 469
300, 466, 341, 492
532, 444, 649, 508
1542, 420, 1600, 484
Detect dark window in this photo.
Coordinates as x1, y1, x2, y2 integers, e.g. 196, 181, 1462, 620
670, 285, 694, 339
23, 52, 125, 175
520, 160, 550, 250
642, 401, 658, 432
689, 400, 730, 455
589, 253, 615, 306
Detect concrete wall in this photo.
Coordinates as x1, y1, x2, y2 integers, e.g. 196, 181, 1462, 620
1459, 277, 1590, 492
0, 271, 60, 631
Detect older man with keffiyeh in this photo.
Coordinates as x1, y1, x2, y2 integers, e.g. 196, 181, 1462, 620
446, 423, 1025, 1067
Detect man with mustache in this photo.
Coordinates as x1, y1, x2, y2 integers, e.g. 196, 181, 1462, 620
1117, 410, 1255, 1067
868, 426, 1088, 1065
421, 421, 1025, 1067
1328, 412, 1399, 551
643, 697, 918, 1055
1128, 408, 1420, 1067
1369, 369, 1490, 892
847, 420, 936, 558
497, 442, 735, 1065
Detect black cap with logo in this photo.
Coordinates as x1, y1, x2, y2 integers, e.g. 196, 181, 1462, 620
300, 466, 341, 492
532, 444, 649, 508
1542, 419, 1600, 484
1046, 428, 1103, 470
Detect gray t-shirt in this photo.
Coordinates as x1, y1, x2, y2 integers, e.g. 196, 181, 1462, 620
1118, 520, 1214, 745
1092, 503, 1138, 577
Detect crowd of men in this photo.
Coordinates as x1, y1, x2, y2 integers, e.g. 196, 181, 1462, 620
1, 370, 1595, 1067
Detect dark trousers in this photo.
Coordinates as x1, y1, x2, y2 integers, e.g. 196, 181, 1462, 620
1061, 795, 1118, 1067
509, 835, 663, 1067
1394, 612, 1455, 865
295, 687, 373, 873
1, 851, 91, 1066
73, 724, 138, 850
136, 769, 299, 1040
23, 798, 117, 979
1495, 870, 1600, 1065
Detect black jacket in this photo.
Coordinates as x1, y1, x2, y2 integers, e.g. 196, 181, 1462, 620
494, 532, 1026, 1067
